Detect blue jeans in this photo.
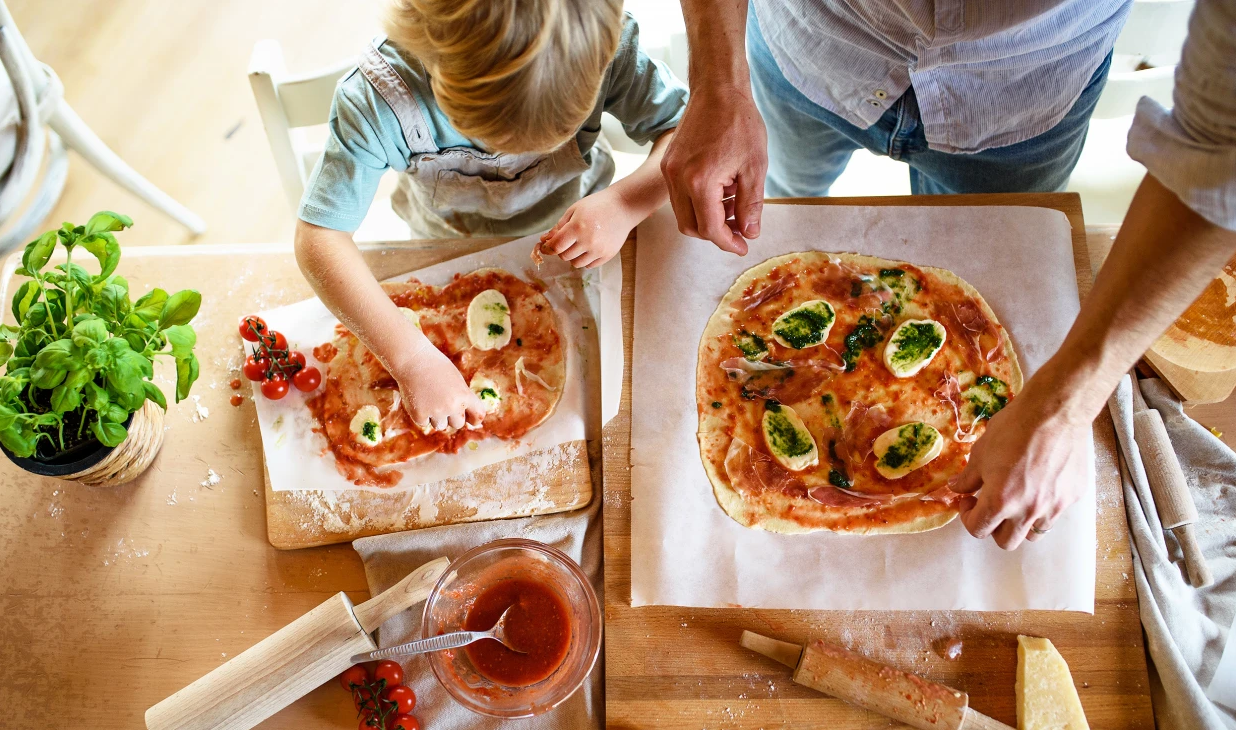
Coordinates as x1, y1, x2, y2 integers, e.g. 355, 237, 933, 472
748, 10, 1112, 197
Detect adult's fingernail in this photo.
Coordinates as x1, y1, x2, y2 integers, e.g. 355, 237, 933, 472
744, 222, 760, 238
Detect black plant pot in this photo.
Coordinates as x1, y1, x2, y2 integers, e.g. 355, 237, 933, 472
0, 411, 134, 478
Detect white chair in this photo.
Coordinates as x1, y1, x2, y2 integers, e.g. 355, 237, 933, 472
1067, 0, 1194, 225
0, 0, 205, 252
248, 39, 409, 242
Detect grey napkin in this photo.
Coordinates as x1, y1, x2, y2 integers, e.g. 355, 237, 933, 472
351, 444, 603, 730
1110, 376, 1236, 729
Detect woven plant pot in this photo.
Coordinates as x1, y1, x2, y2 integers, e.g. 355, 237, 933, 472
2, 400, 165, 487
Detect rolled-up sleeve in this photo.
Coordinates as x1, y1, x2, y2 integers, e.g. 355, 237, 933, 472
602, 15, 690, 146
298, 76, 390, 233
1126, 0, 1236, 231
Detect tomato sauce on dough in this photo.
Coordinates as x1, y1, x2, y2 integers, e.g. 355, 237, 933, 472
305, 269, 565, 487
462, 578, 572, 687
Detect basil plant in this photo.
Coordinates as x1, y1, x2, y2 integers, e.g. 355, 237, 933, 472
0, 212, 201, 459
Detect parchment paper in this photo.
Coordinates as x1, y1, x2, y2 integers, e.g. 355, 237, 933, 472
251, 234, 618, 493
630, 204, 1097, 611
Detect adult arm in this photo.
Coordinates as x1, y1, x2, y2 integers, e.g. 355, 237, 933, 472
660, 0, 767, 255
955, 0, 1236, 550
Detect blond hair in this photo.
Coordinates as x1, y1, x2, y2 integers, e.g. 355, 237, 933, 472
384, 0, 623, 154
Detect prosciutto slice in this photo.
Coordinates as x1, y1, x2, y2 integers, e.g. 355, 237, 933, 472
943, 301, 1007, 364
841, 400, 892, 470
719, 350, 845, 402
734, 274, 796, 312
935, 373, 980, 443
724, 438, 886, 508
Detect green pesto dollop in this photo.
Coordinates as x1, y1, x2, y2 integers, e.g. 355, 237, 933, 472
763, 406, 813, 459
888, 321, 944, 369
876, 423, 937, 470
877, 268, 921, 316
828, 468, 851, 489
361, 421, 378, 442
732, 330, 768, 361
964, 375, 1010, 420
842, 315, 883, 371
773, 301, 835, 349
478, 387, 499, 401
487, 323, 505, 336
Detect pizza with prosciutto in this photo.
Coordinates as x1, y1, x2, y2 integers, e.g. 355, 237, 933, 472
697, 252, 1022, 534
307, 268, 565, 487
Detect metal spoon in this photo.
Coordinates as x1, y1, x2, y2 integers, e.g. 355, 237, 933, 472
350, 606, 525, 662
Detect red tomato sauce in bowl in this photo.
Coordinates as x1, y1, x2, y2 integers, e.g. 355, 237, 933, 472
463, 578, 572, 687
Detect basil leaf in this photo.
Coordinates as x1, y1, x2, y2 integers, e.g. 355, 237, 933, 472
132, 288, 168, 322
50, 375, 86, 413
164, 324, 196, 359
84, 381, 109, 412
0, 342, 11, 368
0, 424, 36, 458
159, 290, 201, 329
0, 404, 16, 430
98, 284, 131, 321
79, 232, 122, 282
30, 364, 66, 390
104, 402, 129, 422
84, 211, 133, 236
33, 340, 74, 371
71, 319, 110, 348
11, 280, 40, 321
21, 231, 57, 274
142, 381, 167, 410
91, 419, 128, 448
175, 353, 199, 402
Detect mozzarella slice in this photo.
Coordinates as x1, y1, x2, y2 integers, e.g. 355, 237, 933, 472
761, 402, 818, 472
398, 307, 423, 329
469, 374, 502, 414
771, 300, 836, 349
466, 289, 512, 351
873, 422, 944, 479
883, 319, 946, 377
732, 330, 769, 361
349, 405, 383, 446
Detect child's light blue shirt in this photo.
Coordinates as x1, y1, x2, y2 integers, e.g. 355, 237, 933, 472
299, 14, 688, 233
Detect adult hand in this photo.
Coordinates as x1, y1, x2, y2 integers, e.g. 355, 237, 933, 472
660, 82, 768, 256
950, 371, 1093, 550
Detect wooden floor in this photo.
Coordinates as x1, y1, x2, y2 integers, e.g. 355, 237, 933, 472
12, 0, 384, 248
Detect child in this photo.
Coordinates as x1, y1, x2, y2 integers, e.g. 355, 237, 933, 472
294, 0, 687, 432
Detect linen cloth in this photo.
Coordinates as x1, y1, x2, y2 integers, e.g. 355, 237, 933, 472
352, 442, 603, 730
1111, 376, 1236, 729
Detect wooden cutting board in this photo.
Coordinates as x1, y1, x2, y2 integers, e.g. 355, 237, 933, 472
604, 194, 1154, 729
1150, 252, 1236, 373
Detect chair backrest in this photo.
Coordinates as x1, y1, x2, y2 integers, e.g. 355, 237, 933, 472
1092, 0, 1194, 120
248, 39, 355, 212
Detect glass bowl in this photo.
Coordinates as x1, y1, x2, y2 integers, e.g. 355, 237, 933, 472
422, 538, 602, 718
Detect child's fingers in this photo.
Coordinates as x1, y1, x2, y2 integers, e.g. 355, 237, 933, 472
558, 241, 590, 261
585, 253, 612, 269
545, 231, 577, 255
575, 254, 603, 269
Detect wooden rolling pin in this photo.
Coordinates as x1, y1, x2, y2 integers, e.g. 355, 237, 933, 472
146, 556, 449, 730
1131, 375, 1214, 588
741, 631, 1013, 730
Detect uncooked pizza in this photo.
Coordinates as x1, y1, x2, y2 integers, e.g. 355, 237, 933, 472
307, 268, 565, 487
697, 253, 1022, 534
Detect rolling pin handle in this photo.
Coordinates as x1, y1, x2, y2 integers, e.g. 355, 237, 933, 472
353, 556, 450, 634
1175, 524, 1215, 588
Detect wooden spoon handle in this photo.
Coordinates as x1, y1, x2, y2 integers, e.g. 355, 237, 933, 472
353, 556, 450, 634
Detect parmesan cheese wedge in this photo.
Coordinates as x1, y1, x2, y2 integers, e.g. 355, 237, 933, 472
883, 319, 946, 377
469, 374, 502, 414
771, 300, 836, 349
466, 289, 512, 350
1016, 636, 1090, 730
349, 405, 383, 446
873, 422, 943, 479
398, 307, 423, 329
761, 403, 818, 472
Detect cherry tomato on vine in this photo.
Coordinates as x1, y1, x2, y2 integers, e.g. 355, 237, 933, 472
264, 330, 288, 352
352, 686, 375, 713
371, 659, 404, 690
359, 717, 382, 730
387, 714, 419, 730
242, 355, 269, 382
239, 315, 267, 342
261, 375, 290, 400
281, 350, 306, 369
381, 685, 416, 715
292, 366, 321, 392
338, 665, 369, 692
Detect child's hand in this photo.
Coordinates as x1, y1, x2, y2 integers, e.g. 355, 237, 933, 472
394, 346, 485, 432
540, 189, 637, 269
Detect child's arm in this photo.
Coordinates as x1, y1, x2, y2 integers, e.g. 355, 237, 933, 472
294, 221, 484, 431
541, 129, 676, 268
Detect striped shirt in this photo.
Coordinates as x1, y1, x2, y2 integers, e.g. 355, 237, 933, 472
753, 0, 1236, 231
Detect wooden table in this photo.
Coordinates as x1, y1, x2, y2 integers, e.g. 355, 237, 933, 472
0, 239, 508, 729
604, 194, 1156, 728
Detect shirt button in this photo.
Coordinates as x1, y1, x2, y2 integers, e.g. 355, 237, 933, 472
874, 89, 888, 99
867, 99, 882, 107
